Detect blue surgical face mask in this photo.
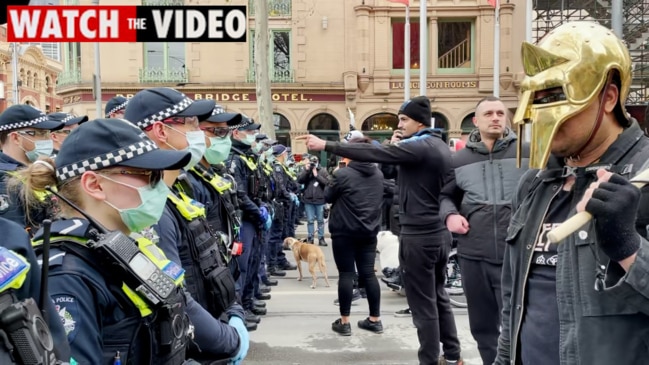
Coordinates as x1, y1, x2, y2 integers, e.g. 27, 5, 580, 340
24, 139, 54, 162
205, 136, 232, 165
165, 126, 205, 170
251, 142, 263, 154
240, 132, 256, 146
103, 177, 170, 233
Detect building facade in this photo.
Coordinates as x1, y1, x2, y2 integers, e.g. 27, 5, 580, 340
0, 27, 64, 113
56, 0, 527, 157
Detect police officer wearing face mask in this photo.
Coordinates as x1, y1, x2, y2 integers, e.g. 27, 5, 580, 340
268, 145, 299, 274
14, 118, 197, 364
0, 104, 64, 234
226, 117, 272, 324
124, 88, 250, 363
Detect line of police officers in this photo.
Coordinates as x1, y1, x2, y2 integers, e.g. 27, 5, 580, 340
0, 87, 302, 365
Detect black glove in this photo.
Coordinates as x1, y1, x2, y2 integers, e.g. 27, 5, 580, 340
585, 173, 641, 262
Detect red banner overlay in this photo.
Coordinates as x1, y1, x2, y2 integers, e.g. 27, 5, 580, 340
7, 5, 247, 42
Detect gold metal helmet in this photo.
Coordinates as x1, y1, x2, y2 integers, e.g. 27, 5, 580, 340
514, 21, 632, 169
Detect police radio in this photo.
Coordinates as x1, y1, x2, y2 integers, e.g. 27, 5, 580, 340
45, 187, 176, 306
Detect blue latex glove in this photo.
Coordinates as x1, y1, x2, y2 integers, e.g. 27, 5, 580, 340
264, 215, 272, 231
228, 316, 249, 365
259, 206, 269, 222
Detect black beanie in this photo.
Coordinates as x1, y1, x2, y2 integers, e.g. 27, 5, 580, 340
398, 96, 431, 126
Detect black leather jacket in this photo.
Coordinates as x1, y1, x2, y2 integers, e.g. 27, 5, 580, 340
496, 121, 649, 365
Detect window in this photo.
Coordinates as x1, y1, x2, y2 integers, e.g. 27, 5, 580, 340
248, 30, 293, 82
249, 0, 292, 17
437, 20, 474, 73
392, 18, 420, 70
141, 43, 187, 83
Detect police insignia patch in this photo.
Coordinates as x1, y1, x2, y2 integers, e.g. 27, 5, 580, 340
53, 295, 79, 341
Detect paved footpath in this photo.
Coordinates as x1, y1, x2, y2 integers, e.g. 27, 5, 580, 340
244, 223, 481, 365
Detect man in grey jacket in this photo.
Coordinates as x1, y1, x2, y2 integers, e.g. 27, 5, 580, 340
495, 21, 649, 365
440, 96, 528, 365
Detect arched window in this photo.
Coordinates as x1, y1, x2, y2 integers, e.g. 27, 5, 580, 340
307, 113, 340, 131
431, 112, 449, 131
461, 113, 475, 134
33, 73, 39, 89
361, 113, 398, 143
307, 113, 340, 169
26, 71, 32, 88
273, 113, 292, 148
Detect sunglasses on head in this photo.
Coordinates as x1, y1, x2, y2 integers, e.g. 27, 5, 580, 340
101, 169, 164, 188
200, 126, 231, 138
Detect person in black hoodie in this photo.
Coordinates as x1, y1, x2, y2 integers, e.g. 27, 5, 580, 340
326, 136, 384, 336
298, 95, 463, 365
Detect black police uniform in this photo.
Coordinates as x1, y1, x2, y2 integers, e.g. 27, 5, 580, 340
151, 202, 243, 362
0, 105, 64, 234
268, 159, 293, 271
226, 139, 265, 315
0, 217, 71, 365
34, 219, 192, 365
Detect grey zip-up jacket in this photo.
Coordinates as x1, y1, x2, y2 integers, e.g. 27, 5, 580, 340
440, 129, 529, 263
495, 121, 649, 365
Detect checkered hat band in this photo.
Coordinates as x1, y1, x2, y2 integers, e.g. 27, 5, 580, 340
0, 115, 48, 132
56, 140, 159, 181
212, 106, 225, 115
228, 119, 252, 130
61, 115, 75, 124
138, 97, 193, 129
106, 101, 129, 117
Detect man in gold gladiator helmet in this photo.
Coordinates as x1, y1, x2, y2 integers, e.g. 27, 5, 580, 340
495, 21, 649, 365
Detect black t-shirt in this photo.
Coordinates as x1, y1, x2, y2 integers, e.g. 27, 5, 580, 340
520, 189, 572, 365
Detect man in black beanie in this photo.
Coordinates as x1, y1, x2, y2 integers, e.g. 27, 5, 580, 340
297, 95, 463, 365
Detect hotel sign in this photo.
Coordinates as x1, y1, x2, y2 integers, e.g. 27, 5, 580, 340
391, 81, 478, 89
114, 92, 345, 102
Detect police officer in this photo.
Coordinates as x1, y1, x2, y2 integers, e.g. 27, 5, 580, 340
123, 88, 251, 360
0, 104, 64, 234
46, 112, 89, 154
105, 96, 129, 118
283, 150, 300, 240
254, 136, 280, 288
0, 217, 71, 365
226, 117, 272, 322
267, 145, 298, 274
17, 118, 198, 364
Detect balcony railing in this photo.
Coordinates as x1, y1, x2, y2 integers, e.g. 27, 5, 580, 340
139, 67, 189, 83
246, 68, 295, 83
56, 69, 82, 86
439, 38, 471, 69
249, 0, 292, 17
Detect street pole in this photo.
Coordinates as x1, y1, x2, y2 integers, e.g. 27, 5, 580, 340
493, 0, 500, 97
525, 0, 533, 143
254, 0, 275, 139
611, 0, 623, 39
93, 0, 102, 118
404, 5, 410, 101
419, 0, 427, 97
12, 43, 19, 105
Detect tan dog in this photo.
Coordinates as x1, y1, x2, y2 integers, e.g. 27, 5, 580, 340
283, 237, 331, 289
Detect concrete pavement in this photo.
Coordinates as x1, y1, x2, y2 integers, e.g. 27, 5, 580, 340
244, 222, 481, 365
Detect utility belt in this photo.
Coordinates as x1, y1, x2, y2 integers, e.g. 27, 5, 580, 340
47, 234, 192, 365
0, 247, 59, 365
168, 194, 237, 319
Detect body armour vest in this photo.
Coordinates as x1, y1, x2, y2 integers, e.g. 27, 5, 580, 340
166, 192, 237, 320
33, 220, 192, 365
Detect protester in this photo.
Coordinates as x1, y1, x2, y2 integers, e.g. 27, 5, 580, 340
440, 96, 528, 365
298, 95, 463, 365
326, 136, 384, 336
297, 155, 330, 246
495, 21, 649, 365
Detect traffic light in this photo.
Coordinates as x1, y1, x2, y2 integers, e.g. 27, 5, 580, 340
1, 1, 32, 26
